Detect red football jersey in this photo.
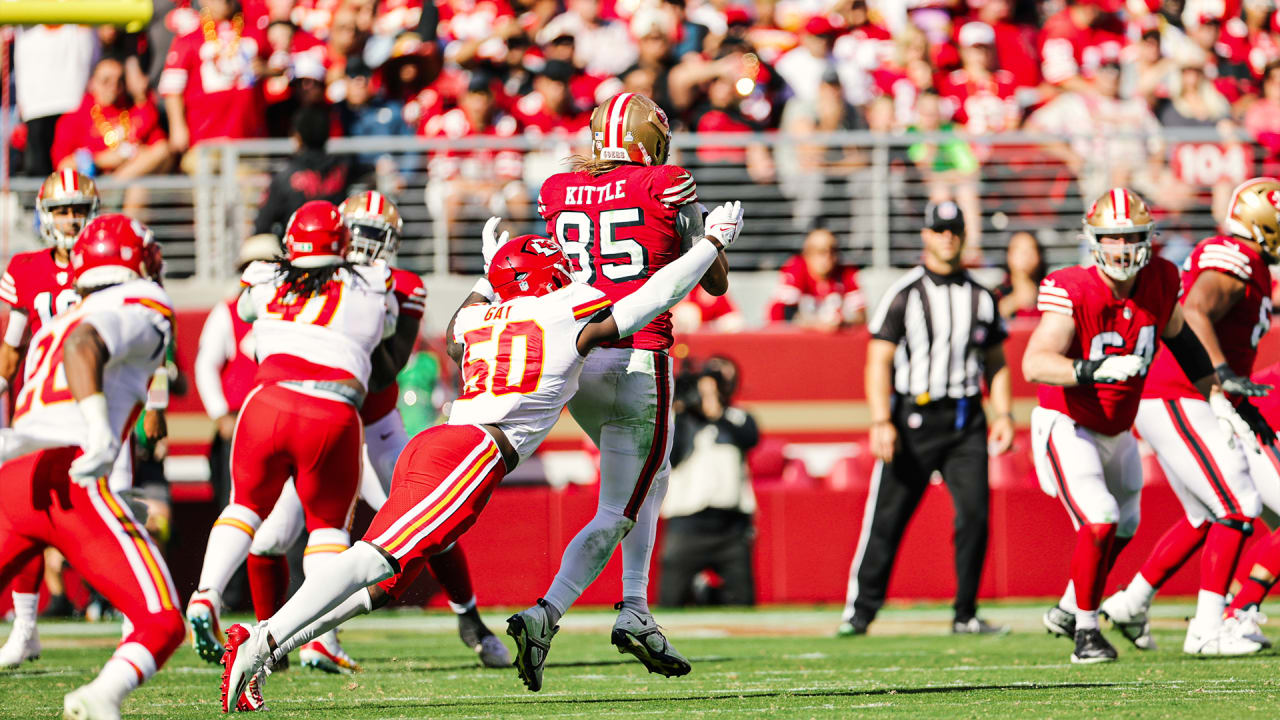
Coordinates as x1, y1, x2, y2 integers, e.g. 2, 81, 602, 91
1144, 237, 1272, 401
422, 108, 522, 181
1038, 9, 1124, 85
0, 249, 79, 341
538, 163, 699, 350
937, 69, 1020, 134
360, 267, 426, 424
766, 254, 864, 324
1036, 259, 1180, 435
157, 20, 270, 144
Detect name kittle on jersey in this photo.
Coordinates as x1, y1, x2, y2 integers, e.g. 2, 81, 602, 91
563, 180, 628, 205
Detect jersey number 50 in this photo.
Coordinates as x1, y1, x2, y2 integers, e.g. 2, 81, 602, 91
459, 321, 546, 400
556, 208, 648, 284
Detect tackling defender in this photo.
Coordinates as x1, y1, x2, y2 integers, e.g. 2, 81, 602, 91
1023, 188, 1269, 664
1093, 178, 1280, 656
242, 191, 509, 671
0, 215, 183, 720
217, 202, 745, 712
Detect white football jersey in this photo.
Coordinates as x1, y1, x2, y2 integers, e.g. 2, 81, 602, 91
2, 279, 173, 461
448, 283, 613, 462
239, 260, 394, 386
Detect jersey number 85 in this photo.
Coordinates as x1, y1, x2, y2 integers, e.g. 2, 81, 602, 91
555, 208, 648, 284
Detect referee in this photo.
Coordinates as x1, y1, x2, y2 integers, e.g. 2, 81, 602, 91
838, 201, 1014, 636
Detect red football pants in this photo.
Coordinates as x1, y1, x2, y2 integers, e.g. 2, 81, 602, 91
231, 384, 363, 530
366, 424, 506, 587
0, 447, 184, 664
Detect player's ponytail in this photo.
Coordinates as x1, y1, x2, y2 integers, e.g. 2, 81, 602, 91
274, 258, 365, 298
568, 155, 624, 177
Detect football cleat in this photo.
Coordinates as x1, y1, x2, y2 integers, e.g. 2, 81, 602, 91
1185, 617, 1265, 656
232, 673, 266, 712
611, 602, 691, 678
953, 617, 1010, 635
1100, 592, 1156, 650
1230, 607, 1271, 649
477, 634, 512, 668
1070, 628, 1118, 664
187, 589, 226, 664
507, 599, 559, 692
300, 630, 359, 674
457, 607, 512, 668
221, 624, 272, 713
1042, 605, 1075, 638
0, 620, 40, 668
62, 683, 120, 720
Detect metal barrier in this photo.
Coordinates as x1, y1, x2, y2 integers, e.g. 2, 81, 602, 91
0, 127, 1255, 282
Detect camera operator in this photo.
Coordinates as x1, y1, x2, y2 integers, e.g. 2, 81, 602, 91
659, 357, 760, 606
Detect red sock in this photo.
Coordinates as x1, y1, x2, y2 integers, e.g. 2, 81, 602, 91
12, 553, 44, 594
1201, 519, 1250, 596
1228, 527, 1280, 612
427, 544, 476, 608
1073, 524, 1117, 612
1233, 536, 1266, 590
1138, 518, 1209, 589
246, 554, 290, 622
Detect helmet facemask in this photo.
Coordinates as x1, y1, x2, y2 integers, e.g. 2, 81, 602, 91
39, 200, 98, 251
346, 221, 399, 264
1086, 228, 1152, 282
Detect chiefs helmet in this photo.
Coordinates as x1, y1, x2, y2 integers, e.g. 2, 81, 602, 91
37, 169, 99, 250
284, 201, 349, 268
590, 93, 671, 166
488, 235, 574, 301
338, 190, 403, 264
1083, 187, 1155, 282
70, 214, 162, 291
1224, 177, 1280, 257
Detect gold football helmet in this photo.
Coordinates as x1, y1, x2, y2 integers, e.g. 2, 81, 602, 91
1083, 187, 1154, 282
37, 169, 99, 251
1224, 177, 1280, 257
338, 190, 403, 263
590, 93, 671, 166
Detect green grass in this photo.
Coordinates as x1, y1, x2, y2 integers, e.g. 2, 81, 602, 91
6, 603, 1280, 719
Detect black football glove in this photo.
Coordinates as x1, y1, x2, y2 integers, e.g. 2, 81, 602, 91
1216, 363, 1273, 398
1235, 397, 1278, 448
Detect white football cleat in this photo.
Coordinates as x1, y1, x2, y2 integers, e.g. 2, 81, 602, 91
0, 620, 40, 668
220, 624, 273, 713
1183, 617, 1264, 656
1100, 592, 1156, 650
1230, 607, 1271, 649
187, 589, 225, 664
62, 684, 121, 720
300, 630, 359, 674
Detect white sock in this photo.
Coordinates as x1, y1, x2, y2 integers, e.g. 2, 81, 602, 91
1195, 590, 1226, 629
197, 505, 262, 593
1059, 582, 1079, 613
543, 509, 633, 615
274, 589, 372, 661
1075, 610, 1099, 631
303, 528, 351, 577
1125, 574, 1157, 610
91, 642, 156, 705
620, 474, 666, 599
448, 595, 477, 615
269, 542, 393, 643
10, 592, 37, 627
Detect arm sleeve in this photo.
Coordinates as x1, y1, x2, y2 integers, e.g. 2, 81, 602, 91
85, 305, 170, 364
194, 303, 233, 420
610, 239, 720, 339
675, 202, 705, 250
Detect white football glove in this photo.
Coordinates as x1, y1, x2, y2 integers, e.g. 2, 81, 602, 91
1088, 354, 1148, 384
1210, 391, 1263, 454
481, 216, 509, 273
704, 201, 744, 249
69, 394, 121, 487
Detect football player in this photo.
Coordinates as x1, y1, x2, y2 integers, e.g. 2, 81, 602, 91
1093, 178, 1280, 656
217, 203, 745, 712
186, 201, 397, 666
0, 170, 107, 669
500, 92, 729, 688
1023, 188, 1269, 664
0, 215, 183, 720
244, 191, 509, 671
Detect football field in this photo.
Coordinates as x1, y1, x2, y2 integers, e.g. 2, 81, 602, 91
7, 603, 1279, 719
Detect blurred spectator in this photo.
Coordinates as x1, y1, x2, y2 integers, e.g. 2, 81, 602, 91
511, 60, 591, 135
780, 67, 867, 229
1246, 60, 1280, 172
51, 58, 173, 206
265, 48, 332, 136
774, 16, 844, 109
14, 23, 96, 176
1038, 0, 1124, 93
323, 2, 367, 81
423, 76, 526, 238
539, 0, 637, 76
196, 233, 280, 508
660, 357, 759, 607
993, 231, 1046, 319
689, 64, 776, 184
871, 24, 935, 127
160, 0, 272, 170
1183, 14, 1253, 105
624, 9, 680, 115
1156, 48, 1234, 127
439, 0, 519, 67
338, 56, 416, 175
958, 0, 1040, 88
767, 227, 866, 330
96, 24, 154, 107
1230, 0, 1280, 80
254, 106, 356, 236
672, 285, 746, 333
1128, 21, 1175, 106
937, 22, 1021, 135
906, 91, 982, 254
831, 0, 891, 106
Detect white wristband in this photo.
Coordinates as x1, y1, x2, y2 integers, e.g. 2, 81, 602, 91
471, 278, 495, 301
4, 311, 28, 347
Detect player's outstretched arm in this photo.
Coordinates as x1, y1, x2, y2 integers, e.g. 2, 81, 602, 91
579, 202, 743, 355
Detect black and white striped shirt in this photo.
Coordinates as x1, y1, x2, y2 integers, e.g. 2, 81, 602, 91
869, 267, 1007, 402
